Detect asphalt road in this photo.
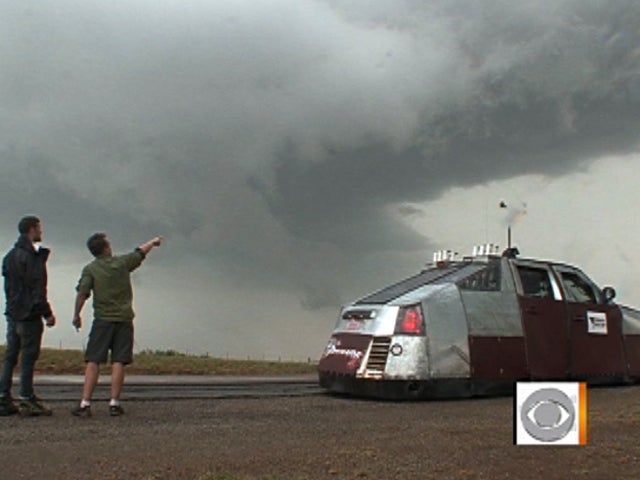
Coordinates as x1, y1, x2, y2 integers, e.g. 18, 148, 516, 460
2, 383, 640, 480
34, 374, 322, 401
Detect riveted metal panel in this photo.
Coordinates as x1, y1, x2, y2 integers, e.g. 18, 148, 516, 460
460, 257, 523, 337
621, 305, 640, 335
621, 305, 640, 376
461, 291, 523, 336
384, 336, 430, 379
391, 283, 470, 378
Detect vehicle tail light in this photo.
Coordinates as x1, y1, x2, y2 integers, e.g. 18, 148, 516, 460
395, 304, 425, 335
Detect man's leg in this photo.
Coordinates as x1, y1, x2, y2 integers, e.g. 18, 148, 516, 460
110, 362, 125, 400
82, 362, 100, 402
108, 322, 133, 416
17, 319, 43, 399
0, 320, 20, 397
16, 319, 50, 416
0, 320, 20, 415
72, 320, 110, 417
71, 362, 99, 417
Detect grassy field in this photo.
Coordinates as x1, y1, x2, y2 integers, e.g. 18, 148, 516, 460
0, 346, 318, 376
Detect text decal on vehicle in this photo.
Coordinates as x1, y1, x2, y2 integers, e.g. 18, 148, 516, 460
586, 311, 607, 335
319, 335, 371, 374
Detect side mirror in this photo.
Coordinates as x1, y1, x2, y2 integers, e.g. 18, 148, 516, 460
602, 286, 616, 304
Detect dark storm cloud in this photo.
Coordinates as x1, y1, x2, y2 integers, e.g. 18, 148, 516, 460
1, 0, 639, 311
265, 1, 640, 247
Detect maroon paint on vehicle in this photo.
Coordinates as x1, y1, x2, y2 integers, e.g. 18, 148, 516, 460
318, 333, 371, 375
519, 296, 570, 379
468, 336, 528, 379
568, 303, 626, 377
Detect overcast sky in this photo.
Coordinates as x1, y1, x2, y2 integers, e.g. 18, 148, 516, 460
1, 0, 639, 359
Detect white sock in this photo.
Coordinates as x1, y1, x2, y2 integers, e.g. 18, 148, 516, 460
80, 400, 91, 408
109, 399, 120, 407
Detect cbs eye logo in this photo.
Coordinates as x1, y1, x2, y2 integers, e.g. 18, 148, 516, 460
515, 382, 588, 446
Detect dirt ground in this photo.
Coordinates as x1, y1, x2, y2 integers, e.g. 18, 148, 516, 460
1, 385, 640, 480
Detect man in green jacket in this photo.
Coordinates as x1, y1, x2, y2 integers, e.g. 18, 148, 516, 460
71, 233, 162, 417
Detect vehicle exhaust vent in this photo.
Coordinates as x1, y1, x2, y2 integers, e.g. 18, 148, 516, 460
365, 337, 392, 375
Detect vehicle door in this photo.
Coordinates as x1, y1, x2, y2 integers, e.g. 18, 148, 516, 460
553, 266, 626, 378
513, 261, 569, 379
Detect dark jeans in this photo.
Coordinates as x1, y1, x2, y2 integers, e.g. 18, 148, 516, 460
0, 318, 44, 399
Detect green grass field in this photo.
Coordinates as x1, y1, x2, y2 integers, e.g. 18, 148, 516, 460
0, 346, 318, 376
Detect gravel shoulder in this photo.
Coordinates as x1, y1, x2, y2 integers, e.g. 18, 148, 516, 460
1, 385, 640, 480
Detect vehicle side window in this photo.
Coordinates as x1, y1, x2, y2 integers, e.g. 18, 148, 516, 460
559, 271, 598, 304
458, 263, 501, 291
516, 266, 553, 298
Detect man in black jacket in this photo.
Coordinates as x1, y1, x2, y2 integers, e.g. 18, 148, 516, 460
0, 216, 56, 416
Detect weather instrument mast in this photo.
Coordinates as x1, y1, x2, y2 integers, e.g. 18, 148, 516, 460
500, 200, 511, 248
499, 200, 527, 250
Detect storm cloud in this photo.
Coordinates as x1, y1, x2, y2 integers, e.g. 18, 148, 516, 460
1, 0, 639, 356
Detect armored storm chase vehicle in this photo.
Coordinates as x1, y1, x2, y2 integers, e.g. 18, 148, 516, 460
318, 246, 640, 399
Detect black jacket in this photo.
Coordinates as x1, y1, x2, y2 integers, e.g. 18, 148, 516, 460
2, 235, 52, 321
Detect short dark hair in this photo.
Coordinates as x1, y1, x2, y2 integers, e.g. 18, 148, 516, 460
87, 233, 109, 257
18, 216, 41, 235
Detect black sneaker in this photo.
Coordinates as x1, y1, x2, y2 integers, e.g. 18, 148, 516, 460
71, 404, 92, 418
109, 405, 124, 417
0, 396, 19, 416
18, 397, 52, 417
